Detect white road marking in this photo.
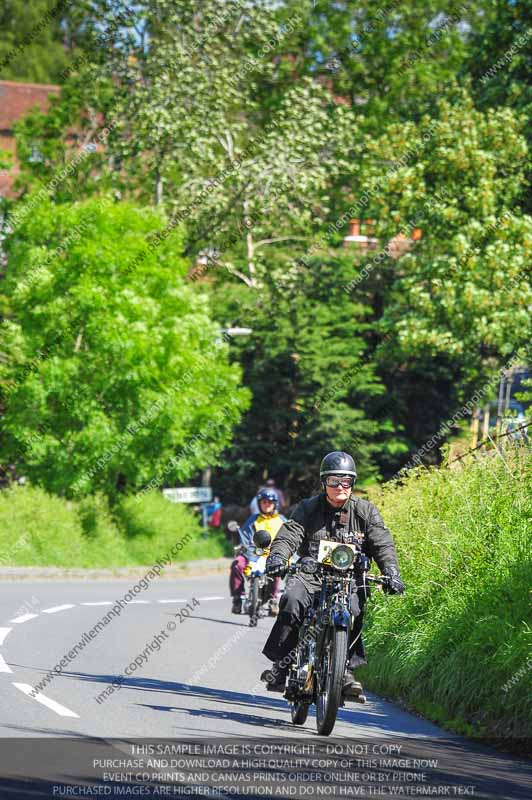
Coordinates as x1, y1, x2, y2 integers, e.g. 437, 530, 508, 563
0, 654, 12, 673
157, 599, 186, 604
200, 596, 225, 601
42, 604, 76, 614
10, 613, 38, 624
13, 682, 79, 718
128, 600, 150, 604
0, 627, 12, 645
81, 602, 113, 606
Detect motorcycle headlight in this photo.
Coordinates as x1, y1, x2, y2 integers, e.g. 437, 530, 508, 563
330, 545, 355, 571
255, 547, 265, 556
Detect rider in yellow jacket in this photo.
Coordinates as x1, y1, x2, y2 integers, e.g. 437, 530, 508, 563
230, 489, 286, 615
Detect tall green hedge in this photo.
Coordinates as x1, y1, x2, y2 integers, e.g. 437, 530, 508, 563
363, 447, 532, 740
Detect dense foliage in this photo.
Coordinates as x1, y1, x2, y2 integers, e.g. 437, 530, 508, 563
363, 447, 532, 740
0, 197, 249, 498
1, 0, 531, 501
0, 0, 74, 83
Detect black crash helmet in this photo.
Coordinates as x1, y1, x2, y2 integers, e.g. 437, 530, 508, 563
319, 451, 357, 482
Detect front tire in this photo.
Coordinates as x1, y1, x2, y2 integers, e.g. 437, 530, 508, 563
316, 627, 348, 736
249, 578, 259, 626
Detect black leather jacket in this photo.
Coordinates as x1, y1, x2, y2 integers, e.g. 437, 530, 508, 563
269, 493, 400, 575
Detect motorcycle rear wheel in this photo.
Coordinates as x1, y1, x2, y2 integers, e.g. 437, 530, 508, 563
316, 627, 347, 736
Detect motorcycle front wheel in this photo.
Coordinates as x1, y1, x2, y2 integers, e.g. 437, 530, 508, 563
249, 578, 259, 626
316, 627, 347, 736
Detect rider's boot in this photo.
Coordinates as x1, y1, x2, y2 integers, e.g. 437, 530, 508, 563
268, 597, 279, 617
260, 661, 288, 692
342, 671, 363, 699
231, 597, 242, 614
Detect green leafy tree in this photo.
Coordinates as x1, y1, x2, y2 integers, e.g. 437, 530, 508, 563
353, 94, 532, 381
177, 78, 355, 287
212, 253, 408, 503
515, 378, 532, 407
0, 196, 249, 498
11, 93, 115, 207
465, 0, 532, 212
212, 90, 531, 482
86, 0, 284, 207
0, 0, 77, 83
324, 93, 532, 457
0, 150, 12, 170
6, 0, 531, 493
13, 1, 355, 287
466, 0, 532, 121
276, 1, 473, 123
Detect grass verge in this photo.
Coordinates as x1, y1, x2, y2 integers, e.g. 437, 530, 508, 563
361, 446, 531, 741
0, 486, 230, 568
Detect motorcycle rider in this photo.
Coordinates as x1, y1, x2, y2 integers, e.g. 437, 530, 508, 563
250, 479, 286, 515
260, 451, 405, 698
230, 489, 286, 616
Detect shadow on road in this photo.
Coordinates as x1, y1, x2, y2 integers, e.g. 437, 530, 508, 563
35, 666, 436, 734
136, 702, 298, 730
49, 669, 291, 712
8, 663, 438, 735
185, 614, 251, 627
0, 722, 86, 737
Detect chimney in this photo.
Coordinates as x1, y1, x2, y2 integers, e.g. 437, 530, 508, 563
348, 219, 360, 237
343, 217, 378, 251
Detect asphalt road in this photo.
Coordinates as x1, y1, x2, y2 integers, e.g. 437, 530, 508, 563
0, 572, 530, 799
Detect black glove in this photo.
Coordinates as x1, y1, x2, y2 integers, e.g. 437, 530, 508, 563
265, 554, 287, 576
382, 565, 405, 595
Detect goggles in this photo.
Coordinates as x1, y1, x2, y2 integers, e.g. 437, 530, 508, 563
325, 475, 354, 489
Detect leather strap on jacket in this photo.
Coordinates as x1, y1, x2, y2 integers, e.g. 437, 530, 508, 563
348, 498, 367, 548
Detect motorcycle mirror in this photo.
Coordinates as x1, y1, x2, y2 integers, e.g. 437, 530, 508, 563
227, 520, 239, 533
253, 529, 272, 547
300, 557, 318, 574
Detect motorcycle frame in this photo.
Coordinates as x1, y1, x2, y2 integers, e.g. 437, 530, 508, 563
290, 564, 360, 700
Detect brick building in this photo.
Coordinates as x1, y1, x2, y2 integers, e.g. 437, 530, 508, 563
0, 80, 60, 198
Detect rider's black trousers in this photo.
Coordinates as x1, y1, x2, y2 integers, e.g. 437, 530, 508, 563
262, 573, 367, 670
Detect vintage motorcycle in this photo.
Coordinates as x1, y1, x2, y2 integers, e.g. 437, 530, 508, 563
280, 540, 389, 736
227, 521, 273, 627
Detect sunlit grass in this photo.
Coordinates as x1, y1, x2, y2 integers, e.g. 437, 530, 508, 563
362, 447, 532, 739
0, 486, 229, 568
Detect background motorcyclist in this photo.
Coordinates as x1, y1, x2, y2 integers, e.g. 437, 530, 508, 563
260, 451, 405, 697
249, 478, 286, 515
230, 489, 286, 615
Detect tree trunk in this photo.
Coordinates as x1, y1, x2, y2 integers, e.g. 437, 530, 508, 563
155, 168, 163, 206
243, 198, 256, 287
